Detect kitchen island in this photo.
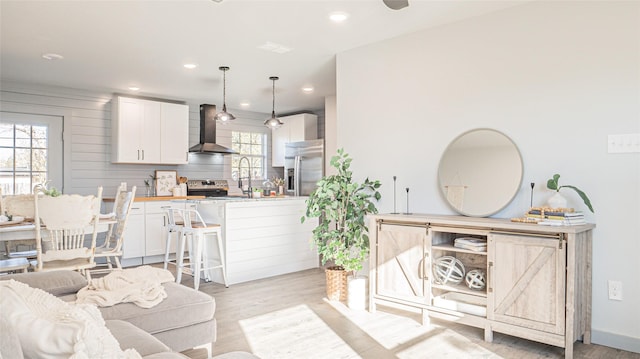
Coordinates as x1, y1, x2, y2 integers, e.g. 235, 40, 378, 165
113, 195, 318, 285
193, 196, 319, 285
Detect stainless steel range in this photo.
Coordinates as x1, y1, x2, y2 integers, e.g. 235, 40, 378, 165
186, 179, 229, 197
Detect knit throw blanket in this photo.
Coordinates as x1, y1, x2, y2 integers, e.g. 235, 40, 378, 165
76, 266, 175, 308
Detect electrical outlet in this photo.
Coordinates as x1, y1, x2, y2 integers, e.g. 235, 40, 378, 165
608, 280, 623, 301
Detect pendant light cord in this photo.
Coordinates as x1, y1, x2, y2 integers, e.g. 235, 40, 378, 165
222, 69, 227, 108
271, 78, 276, 116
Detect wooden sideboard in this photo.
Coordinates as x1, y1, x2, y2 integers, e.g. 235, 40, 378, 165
368, 214, 594, 359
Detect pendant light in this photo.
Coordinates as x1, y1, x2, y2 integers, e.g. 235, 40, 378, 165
264, 76, 284, 129
214, 66, 236, 123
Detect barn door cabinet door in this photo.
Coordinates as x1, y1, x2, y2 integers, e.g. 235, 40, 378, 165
487, 232, 566, 336
374, 221, 430, 305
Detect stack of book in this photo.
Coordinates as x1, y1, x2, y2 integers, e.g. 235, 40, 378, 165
454, 237, 487, 252
526, 207, 586, 226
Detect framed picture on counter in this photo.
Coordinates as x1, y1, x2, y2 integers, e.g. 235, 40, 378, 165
155, 170, 177, 196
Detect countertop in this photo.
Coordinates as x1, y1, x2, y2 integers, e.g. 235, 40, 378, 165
103, 195, 305, 202
103, 195, 205, 202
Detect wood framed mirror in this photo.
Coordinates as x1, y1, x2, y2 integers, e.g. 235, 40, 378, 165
437, 128, 523, 217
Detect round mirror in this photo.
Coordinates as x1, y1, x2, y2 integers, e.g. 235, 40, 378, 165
438, 128, 523, 217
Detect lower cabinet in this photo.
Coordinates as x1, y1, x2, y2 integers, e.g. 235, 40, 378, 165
375, 221, 429, 305
369, 215, 594, 359
122, 204, 145, 259
488, 232, 566, 337
122, 200, 181, 263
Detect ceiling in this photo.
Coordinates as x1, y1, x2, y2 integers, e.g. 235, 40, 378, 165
0, 0, 526, 114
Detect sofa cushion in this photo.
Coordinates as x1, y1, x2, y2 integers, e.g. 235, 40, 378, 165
213, 352, 261, 359
143, 353, 191, 359
105, 319, 173, 357
99, 282, 215, 335
0, 270, 87, 296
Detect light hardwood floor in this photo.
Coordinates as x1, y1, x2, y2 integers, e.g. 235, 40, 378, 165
178, 267, 638, 359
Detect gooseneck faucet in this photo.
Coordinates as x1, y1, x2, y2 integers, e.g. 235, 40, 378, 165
238, 156, 252, 198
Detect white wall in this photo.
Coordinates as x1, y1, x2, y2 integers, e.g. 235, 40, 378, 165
337, 0, 639, 352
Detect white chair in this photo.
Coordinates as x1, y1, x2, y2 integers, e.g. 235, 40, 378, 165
92, 185, 137, 274
32, 187, 102, 278
163, 207, 184, 270
175, 208, 228, 290
1, 192, 38, 259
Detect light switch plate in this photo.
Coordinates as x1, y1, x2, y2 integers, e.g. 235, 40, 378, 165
608, 133, 640, 153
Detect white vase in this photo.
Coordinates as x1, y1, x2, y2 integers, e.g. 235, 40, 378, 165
547, 192, 568, 209
347, 275, 368, 310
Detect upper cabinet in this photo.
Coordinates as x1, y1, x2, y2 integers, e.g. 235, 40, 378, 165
271, 113, 317, 167
160, 102, 189, 164
112, 96, 189, 165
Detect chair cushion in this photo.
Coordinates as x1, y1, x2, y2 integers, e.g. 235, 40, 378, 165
99, 282, 215, 335
0, 270, 88, 296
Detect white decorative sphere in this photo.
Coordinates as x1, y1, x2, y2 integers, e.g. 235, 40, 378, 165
465, 269, 486, 290
433, 256, 465, 285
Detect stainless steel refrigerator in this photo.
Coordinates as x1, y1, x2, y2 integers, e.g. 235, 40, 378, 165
284, 139, 324, 196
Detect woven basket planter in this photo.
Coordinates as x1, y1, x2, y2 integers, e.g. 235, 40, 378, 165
325, 266, 348, 301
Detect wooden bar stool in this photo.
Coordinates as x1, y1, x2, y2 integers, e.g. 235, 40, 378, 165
175, 208, 228, 290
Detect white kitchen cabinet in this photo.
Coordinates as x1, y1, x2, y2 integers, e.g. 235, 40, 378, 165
271, 113, 317, 167
121, 204, 145, 259
160, 102, 189, 164
144, 201, 171, 256
369, 215, 594, 359
112, 96, 188, 164
120, 200, 176, 263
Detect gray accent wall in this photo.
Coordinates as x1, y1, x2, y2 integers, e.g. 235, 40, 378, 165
0, 81, 296, 197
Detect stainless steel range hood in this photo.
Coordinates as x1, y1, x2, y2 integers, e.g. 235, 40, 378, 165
189, 104, 237, 155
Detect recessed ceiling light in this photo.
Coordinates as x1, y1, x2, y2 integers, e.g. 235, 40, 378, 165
302, 87, 314, 93
42, 53, 64, 60
240, 102, 250, 108
183, 63, 197, 69
329, 11, 349, 23
128, 86, 140, 91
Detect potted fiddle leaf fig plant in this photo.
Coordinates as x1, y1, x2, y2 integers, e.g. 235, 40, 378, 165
546, 173, 594, 213
302, 148, 381, 307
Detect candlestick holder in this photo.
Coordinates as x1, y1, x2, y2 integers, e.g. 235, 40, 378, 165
391, 176, 399, 214
404, 187, 412, 215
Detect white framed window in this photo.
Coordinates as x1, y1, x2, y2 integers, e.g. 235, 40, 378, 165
0, 113, 63, 195
230, 131, 265, 182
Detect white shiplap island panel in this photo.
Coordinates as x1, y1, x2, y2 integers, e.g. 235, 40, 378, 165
212, 197, 318, 285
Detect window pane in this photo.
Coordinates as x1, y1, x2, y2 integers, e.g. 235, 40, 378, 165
240, 133, 250, 143
0, 124, 13, 147
231, 132, 239, 142
32, 126, 47, 144
32, 149, 48, 171
32, 173, 47, 188
15, 125, 30, 147
14, 149, 31, 171
252, 133, 262, 144
0, 148, 14, 170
